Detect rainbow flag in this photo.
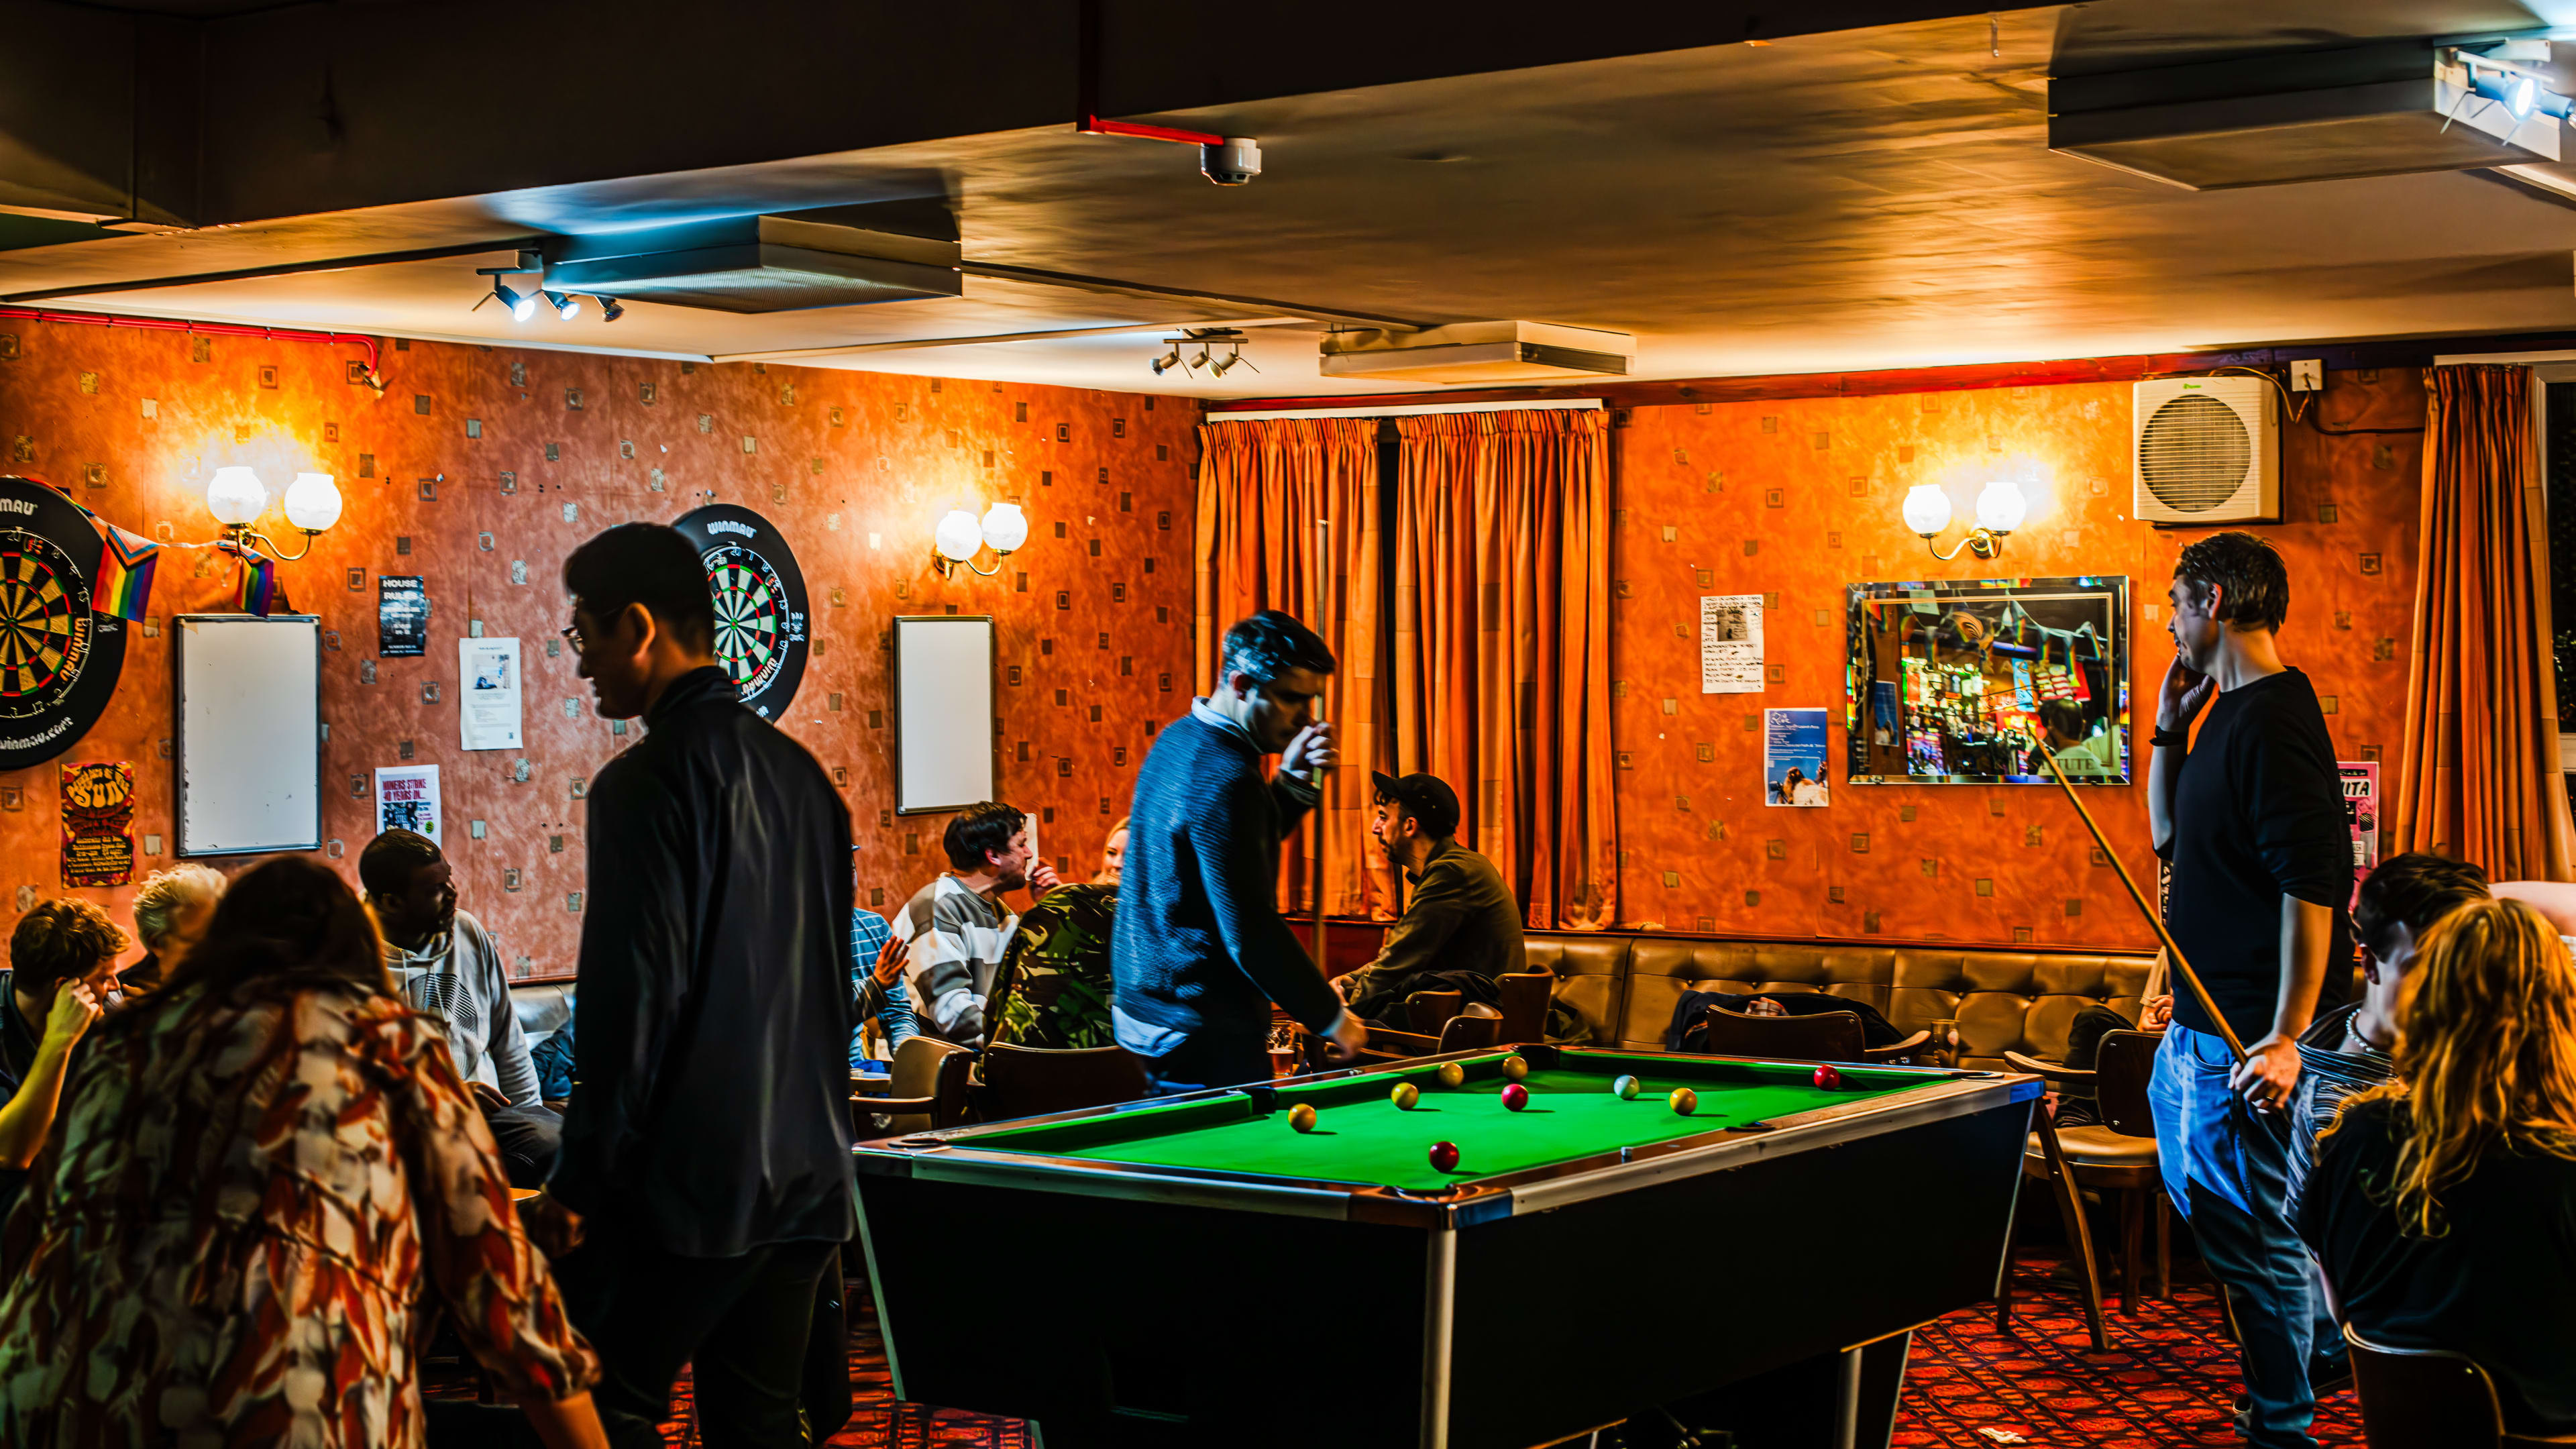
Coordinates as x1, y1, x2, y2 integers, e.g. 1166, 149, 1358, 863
93, 521, 157, 621
233, 547, 277, 618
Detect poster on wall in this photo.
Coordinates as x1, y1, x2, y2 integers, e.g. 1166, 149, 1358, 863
459, 637, 523, 751
2341, 761, 2379, 910
378, 576, 427, 657
376, 765, 441, 844
59, 760, 133, 887
1765, 708, 1831, 806
1700, 594, 1764, 694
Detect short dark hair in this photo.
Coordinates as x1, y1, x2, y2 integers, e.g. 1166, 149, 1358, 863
2174, 532, 2290, 633
945, 801, 1024, 873
2354, 852, 2490, 953
2039, 699, 2088, 739
1220, 609, 1336, 688
564, 523, 715, 651
10, 898, 130, 993
359, 828, 443, 898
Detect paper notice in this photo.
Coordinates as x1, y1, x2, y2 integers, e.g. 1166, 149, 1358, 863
376, 765, 441, 844
459, 637, 525, 751
1701, 594, 1764, 694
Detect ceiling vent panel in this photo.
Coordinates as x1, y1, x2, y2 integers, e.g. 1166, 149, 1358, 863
541, 205, 961, 313
2051, 41, 2562, 190
1319, 321, 1634, 383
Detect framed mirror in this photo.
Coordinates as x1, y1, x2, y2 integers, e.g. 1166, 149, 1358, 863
1845, 575, 2130, 786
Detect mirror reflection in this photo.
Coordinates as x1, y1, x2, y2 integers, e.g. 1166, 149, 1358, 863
1845, 576, 2131, 786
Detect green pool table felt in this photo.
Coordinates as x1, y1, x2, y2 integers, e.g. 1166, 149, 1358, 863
973, 1057, 1916, 1191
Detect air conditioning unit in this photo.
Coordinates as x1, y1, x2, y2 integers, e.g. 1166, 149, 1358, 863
2133, 377, 2279, 525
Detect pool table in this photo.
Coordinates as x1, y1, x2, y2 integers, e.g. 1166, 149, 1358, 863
853, 1044, 2038, 1449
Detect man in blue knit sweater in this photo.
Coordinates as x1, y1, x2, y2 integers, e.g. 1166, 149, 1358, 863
1112, 610, 1368, 1094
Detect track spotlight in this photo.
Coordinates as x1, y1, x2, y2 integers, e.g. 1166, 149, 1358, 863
1212, 344, 1254, 377
496, 282, 537, 321
2511, 74, 2539, 117
597, 295, 625, 323
1189, 346, 1212, 372
1150, 345, 1182, 376
543, 290, 582, 321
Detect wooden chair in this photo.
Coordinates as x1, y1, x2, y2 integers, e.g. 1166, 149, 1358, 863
2345, 1324, 2576, 1448
977, 1041, 1148, 1123
1438, 1003, 1502, 1053
858, 1036, 975, 1138
1405, 989, 1465, 1035
1493, 971, 1554, 1045
1999, 1029, 2167, 1345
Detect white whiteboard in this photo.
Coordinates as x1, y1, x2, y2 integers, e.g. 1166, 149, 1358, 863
175, 615, 321, 856
893, 615, 994, 815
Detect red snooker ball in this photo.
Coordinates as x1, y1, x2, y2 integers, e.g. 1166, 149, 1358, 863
1499, 1082, 1529, 1112
1428, 1140, 1462, 1173
1813, 1064, 1843, 1090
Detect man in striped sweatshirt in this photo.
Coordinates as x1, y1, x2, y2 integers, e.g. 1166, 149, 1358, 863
1112, 610, 1366, 1095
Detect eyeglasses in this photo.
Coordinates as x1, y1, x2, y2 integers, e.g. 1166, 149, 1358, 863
559, 623, 586, 657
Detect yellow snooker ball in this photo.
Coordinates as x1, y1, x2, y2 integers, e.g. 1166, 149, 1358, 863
1670, 1087, 1699, 1116
1500, 1055, 1530, 1081
1287, 1104, 1319, 1133
1436, 1062, 1467, 1089
1391, 1082, 1421, 1110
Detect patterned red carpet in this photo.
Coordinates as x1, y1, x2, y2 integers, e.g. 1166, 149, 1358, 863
441, 1256, 2362, 1448
1894, 1253, 2365, 1448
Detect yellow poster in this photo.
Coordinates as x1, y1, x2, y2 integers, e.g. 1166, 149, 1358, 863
60, 761, 134, 888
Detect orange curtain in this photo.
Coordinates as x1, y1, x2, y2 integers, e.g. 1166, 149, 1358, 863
1389, 409, 1617, 929
2393, 365, 2576, 879
1193, 416, 1389, 918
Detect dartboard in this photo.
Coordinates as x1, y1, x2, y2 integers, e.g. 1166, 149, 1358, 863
0, 478, 124, 770
672, 504, 808, 720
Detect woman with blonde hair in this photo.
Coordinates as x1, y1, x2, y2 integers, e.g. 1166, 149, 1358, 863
0, 856, 607, 1448
2298, 895, 2576, 1438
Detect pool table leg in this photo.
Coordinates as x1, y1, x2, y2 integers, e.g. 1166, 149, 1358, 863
1833, 1346, 1862, 1449
1423, 1224, 1457, 1449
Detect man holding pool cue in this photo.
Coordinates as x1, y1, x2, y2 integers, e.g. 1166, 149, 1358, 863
2143, 533, 2352, 1449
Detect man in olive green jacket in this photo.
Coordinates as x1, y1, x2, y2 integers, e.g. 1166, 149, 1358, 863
1334, 772, 1527, 1026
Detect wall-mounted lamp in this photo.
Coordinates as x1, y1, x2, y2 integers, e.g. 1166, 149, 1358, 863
1903, 480, 2026, 561
205, 466, 342, 560
931, 502, 1029, 577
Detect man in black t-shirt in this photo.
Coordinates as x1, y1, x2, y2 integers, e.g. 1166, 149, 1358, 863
2145, 533, 2351, 1449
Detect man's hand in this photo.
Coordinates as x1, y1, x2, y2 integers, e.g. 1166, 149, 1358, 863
2158, 656, 2216, 733
469, 1081, 513, 1113
1321, 1008, 1368, 1063
2230, 1032, 2302, 1112
1281, 719, 1338, 781
871, 934, 906, 988
522, 1191, 585, 1259
2140, 994, 2174, 1030
1027, 857, 1063, 894
37, 981, 100, 1055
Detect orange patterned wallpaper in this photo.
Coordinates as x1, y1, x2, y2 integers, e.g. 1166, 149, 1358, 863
0, 324, 1193, 977
1607, 372, 2424, 951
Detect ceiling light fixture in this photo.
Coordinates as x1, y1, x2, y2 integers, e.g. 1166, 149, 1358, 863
596, 296, 625, 323
1151, 345, 1183, 376
545, 290, 582, 321
1189, 346, 1212, 372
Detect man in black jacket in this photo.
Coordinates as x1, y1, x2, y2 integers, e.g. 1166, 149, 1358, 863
1333, 771, 1525, 1028
1113, 610, 1367, 1094
530, 523, 855, 1449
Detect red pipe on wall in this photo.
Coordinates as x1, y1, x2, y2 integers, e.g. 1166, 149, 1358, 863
0, 305, 384, 389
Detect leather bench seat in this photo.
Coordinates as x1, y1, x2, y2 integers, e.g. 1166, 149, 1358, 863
512, 979, 576, 1052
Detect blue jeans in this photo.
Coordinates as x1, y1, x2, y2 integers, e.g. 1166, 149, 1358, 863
2151, 1024, 2340, 1449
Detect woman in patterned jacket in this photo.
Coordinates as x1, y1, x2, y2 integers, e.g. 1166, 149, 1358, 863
0, 857, 607, 1448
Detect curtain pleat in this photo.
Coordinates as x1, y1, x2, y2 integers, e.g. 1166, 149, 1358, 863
1193, 417, 1389, 918
2393, 365, 2576, 880
1391, 411, 1619, 929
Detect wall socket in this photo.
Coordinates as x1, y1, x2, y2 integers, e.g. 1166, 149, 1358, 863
2289, 358, 2324, 392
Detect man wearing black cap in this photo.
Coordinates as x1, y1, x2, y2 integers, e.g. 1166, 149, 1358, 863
1333, 771, 1527, 1028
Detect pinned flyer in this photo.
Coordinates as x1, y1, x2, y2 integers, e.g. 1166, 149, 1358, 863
1765, 708, 1830, 807
459, 637, 524, 751
376, 765, 441, 844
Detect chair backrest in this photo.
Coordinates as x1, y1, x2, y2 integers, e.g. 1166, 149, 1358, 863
979, 1042, 1148, 1124
1694, 1006, 1866, 1063
2096, 1030, 2163, 1138
1406, 989, 1465, 1035
1494, 972, 1554, 1044
1437, 1006, 1502, 1054
883, 1036, 975, 1136
2345, 1323, 2509, 1449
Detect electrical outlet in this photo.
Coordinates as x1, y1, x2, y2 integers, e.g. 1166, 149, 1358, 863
2290, 358, 2324, 392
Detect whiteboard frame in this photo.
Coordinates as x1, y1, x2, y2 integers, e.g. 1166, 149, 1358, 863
173, 613, 323, 857
892, 614, 996, 816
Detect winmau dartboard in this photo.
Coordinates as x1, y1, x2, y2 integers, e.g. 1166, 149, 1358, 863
0, 478, 124, 770
672, 504, 808, 720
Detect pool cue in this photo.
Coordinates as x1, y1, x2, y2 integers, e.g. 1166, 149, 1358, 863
2042, 745, 2247, 1065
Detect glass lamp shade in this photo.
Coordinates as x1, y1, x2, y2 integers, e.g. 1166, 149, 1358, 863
933, 509, 983, 562
282, 472, 343, 531
1900, 484, 1953, 537
205, 466, 267, 527
980, 502, 1028, 555
1974, 480, 2028, 533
